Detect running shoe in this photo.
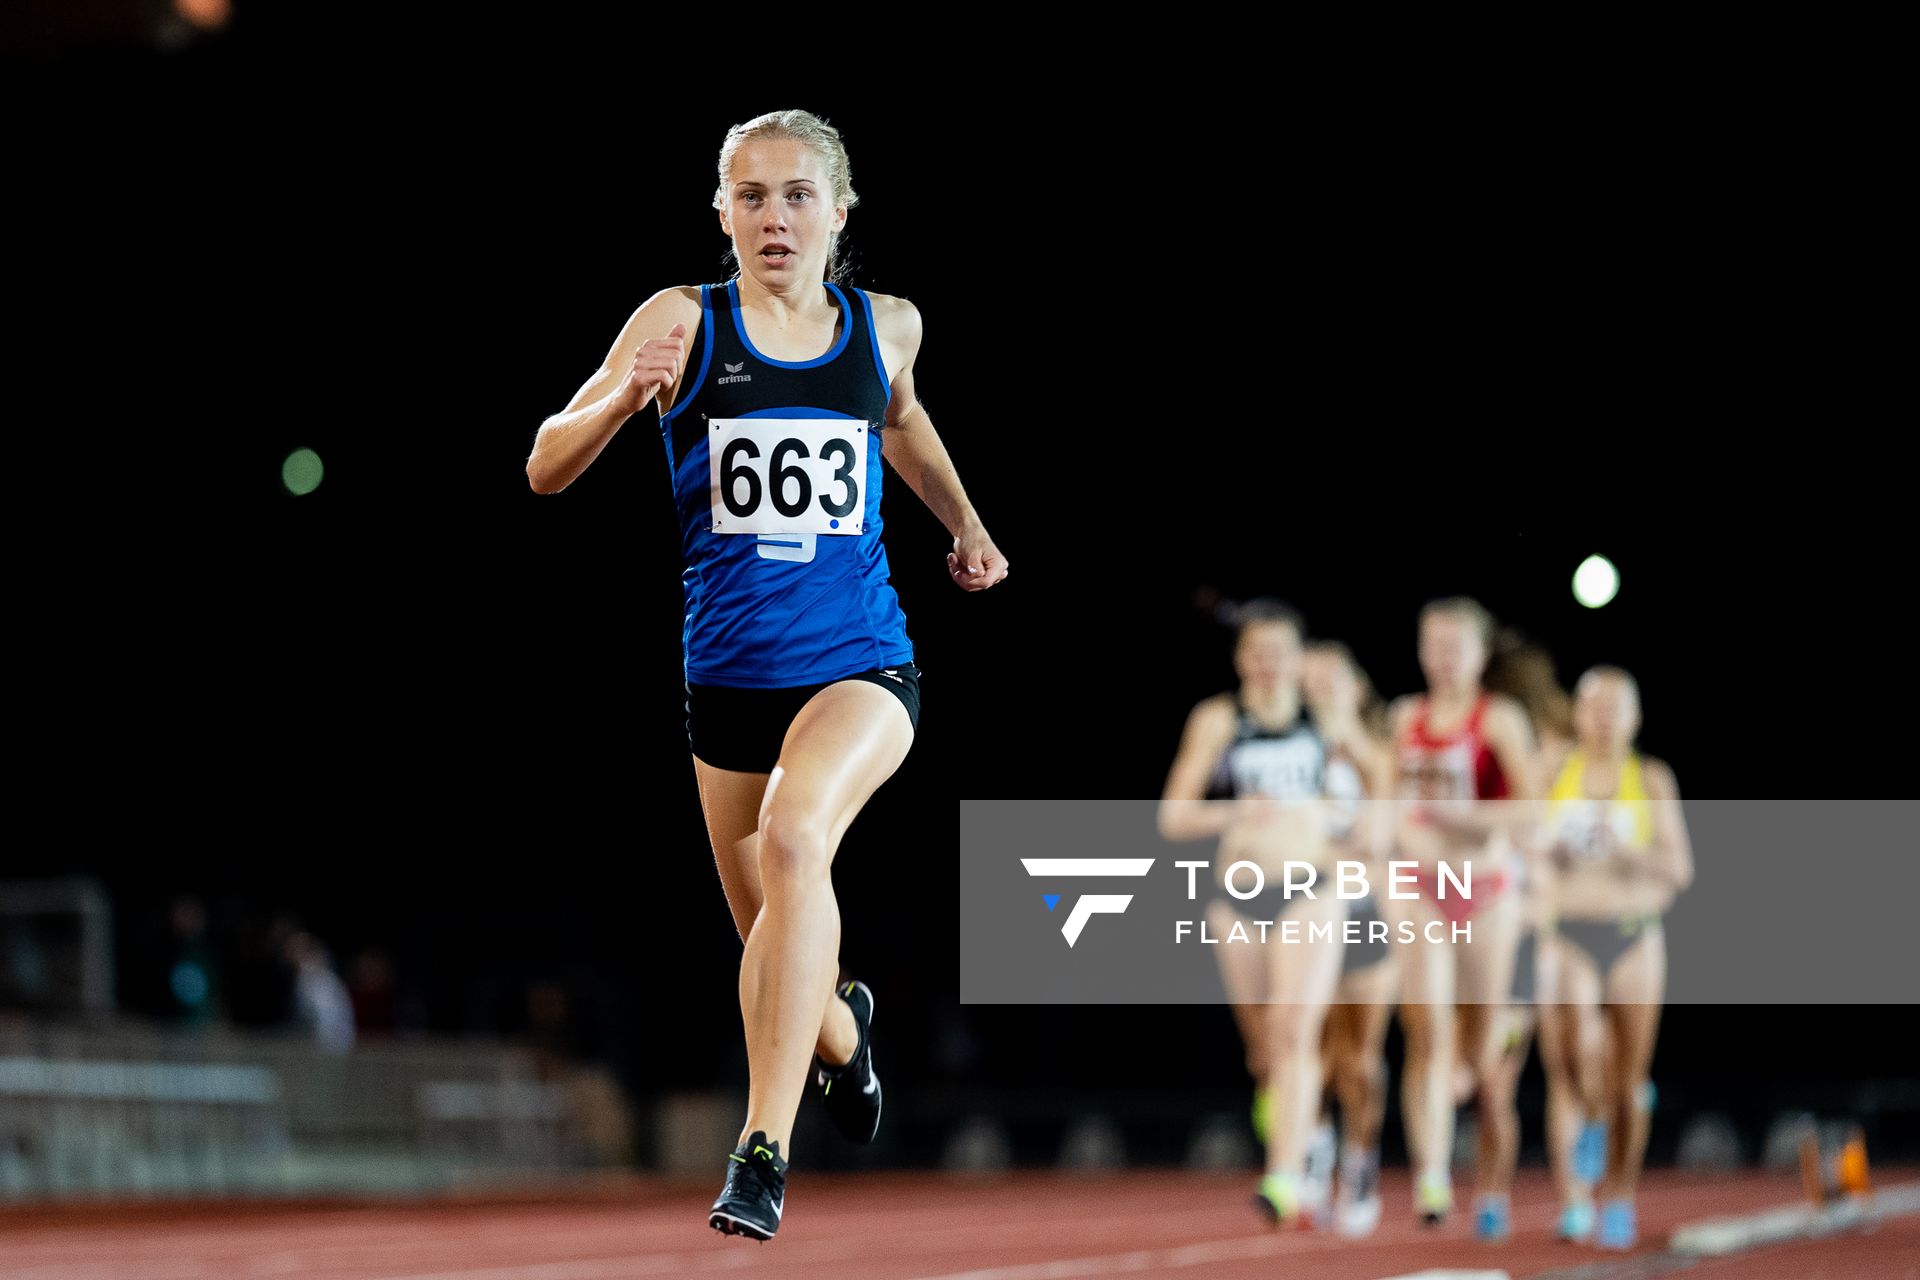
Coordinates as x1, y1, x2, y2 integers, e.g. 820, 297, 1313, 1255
1334, 1149, 1382, 1238
708, 1130, 788, 1241
814, 980, 882, 1145
1301, 1120, 1336, 1226
1557, 1200, 1596, 1243
1474, 1192, 1512, 1243
1416, 1172, 1453, 1227
1251, 1171, 1301, 1227
1251, 1084, 1272, 1144
1597, 1197, 1638, 1250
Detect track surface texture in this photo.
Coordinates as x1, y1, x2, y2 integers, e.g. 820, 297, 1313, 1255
2, 1168, 1914, 1279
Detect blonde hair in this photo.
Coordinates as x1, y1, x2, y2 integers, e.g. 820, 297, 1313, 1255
1420, 595, 1495, 646
1577, 664, 1641, 706
712, 109, 859, 284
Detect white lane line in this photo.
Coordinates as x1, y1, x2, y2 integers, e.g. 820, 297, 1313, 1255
1669, 1179, 1920, 1257
908, 1231, 1402, 1280
364, 1254, 751, 1280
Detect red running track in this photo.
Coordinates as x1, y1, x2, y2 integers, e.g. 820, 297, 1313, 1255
1, 1168, 1913, 1280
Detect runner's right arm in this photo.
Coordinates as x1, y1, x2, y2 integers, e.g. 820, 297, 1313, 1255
526, 287, 698, 494
1157, 697, 1274, 841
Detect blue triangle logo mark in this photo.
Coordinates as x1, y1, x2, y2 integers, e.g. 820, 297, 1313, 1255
1042, 894, 1061, 912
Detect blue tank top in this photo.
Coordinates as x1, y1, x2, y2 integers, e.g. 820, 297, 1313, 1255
658, 279, 913, 687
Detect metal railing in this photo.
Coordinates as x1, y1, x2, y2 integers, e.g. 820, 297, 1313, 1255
0, 1020, 627, 1200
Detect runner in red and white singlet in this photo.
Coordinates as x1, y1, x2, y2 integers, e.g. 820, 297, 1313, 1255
1386, 598, 1536, 1233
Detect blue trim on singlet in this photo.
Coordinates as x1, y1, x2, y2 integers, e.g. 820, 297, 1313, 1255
660, 285, 714, 427
727, 279, 855, 369
853, 285, 892, 419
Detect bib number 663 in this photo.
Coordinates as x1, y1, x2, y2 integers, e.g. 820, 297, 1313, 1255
707, 418, 868, 536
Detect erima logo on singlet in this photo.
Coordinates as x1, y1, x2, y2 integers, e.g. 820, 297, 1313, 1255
718, 360, 752, 385
1022, 858, 1155, 947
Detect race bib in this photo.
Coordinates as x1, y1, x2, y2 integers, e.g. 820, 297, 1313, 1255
707, 418, 868, 535
1554, 800, 1640, 858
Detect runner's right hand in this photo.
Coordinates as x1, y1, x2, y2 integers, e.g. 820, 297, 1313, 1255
615, 322, 687, 414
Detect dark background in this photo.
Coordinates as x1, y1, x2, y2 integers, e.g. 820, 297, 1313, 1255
7, 8, 1910, 1165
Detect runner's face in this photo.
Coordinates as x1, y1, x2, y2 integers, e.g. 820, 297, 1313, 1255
1236, 622, 1301, 696
1301, 650, 1331, 706
1574, 673, 1640, 750
1419, 613, 1485, 692
720, 138, 845, 285
1302, 650, 1355, 714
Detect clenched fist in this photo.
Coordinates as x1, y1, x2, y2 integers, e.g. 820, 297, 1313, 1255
615, 321, 688, 415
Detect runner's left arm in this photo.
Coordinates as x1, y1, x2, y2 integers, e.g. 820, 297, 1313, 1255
873, 298, 1008, 591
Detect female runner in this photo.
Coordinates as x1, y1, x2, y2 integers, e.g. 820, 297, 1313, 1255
525, 109, 1008, 1241
1468, 634, 1578, 1240
1535, 667, 1693, 1250
1301, 639, 1397, 1237
1387, 597, 1537, 1232
1158, 601, 1343, 1227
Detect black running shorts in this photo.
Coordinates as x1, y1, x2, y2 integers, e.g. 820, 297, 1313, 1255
686, 661, 922, 773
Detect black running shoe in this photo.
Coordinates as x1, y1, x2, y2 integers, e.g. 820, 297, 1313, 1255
708, 1130, 787, 1241
814, 979, 881, 1144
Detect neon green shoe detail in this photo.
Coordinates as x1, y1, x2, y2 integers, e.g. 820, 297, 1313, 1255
1416, 1172, 1453, 1225
1253, 1171, 1300, 1225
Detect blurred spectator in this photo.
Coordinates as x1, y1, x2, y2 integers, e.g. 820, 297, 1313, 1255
227, 910, 298, 1027
523, 978, 575, 1079
288, 931, 355, 1054
163, 894, 218, 1027
348, 946, 397, 1035
1, 917, 52, 1012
